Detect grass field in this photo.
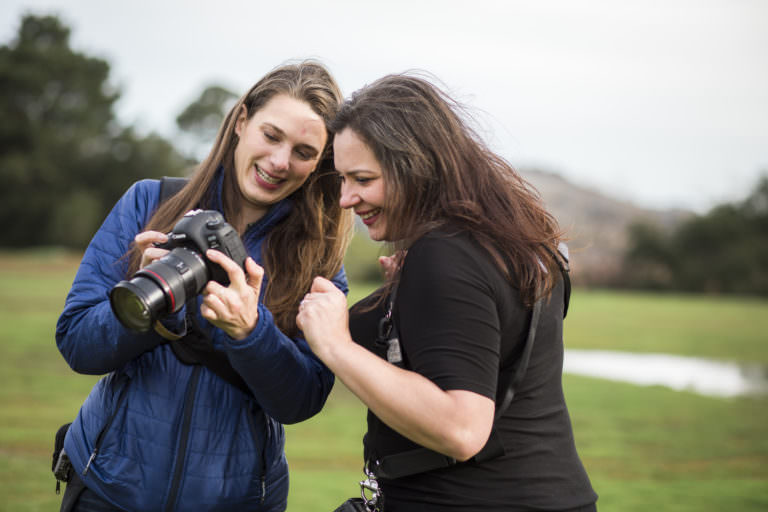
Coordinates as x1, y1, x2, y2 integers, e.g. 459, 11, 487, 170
1, 249, 766, 511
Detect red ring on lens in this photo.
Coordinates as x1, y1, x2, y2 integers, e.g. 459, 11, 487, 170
140, 268, 176, 311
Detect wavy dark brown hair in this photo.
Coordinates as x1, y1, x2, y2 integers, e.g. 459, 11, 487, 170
128, 60, 353, 336
331, 73, 564, 305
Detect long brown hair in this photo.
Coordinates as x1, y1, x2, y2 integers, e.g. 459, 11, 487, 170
331, 73, 563, 305
129, 60, 352, 336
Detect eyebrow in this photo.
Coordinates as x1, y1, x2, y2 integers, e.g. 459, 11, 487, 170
263, 122, 321, 156
340, 169, 378, 178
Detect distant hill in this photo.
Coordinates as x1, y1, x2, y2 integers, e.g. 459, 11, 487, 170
520, 168, 693, 285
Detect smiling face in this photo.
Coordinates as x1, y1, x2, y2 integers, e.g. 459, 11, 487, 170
334, 128, 388, 241
233, 94, 327, 224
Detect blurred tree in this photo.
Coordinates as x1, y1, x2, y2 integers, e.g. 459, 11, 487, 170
622, 174, 768, 296
176, 84, 237, 160
623, 222, 675, 290
0, 14, 190, 248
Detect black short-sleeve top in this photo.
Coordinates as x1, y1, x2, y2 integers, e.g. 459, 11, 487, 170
349, 229, 597, 511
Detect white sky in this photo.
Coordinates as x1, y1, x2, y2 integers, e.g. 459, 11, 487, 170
3, 0, 767, 213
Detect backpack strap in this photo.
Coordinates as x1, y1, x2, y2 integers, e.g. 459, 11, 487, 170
159, 175, 188, 203
155, 176, 254, 396
171, 301, 253, 396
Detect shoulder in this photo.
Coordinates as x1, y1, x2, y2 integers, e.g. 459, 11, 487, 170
405, 230, 498, 277
127, 179, 162, 209
400, 229, 504, 298
95, 179, 160, 236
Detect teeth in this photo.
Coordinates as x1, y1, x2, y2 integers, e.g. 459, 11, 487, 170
256, 166, 281, 185
359, 209, 380, 220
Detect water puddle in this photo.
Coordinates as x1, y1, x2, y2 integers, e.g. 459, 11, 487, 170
563, 350, 768, 398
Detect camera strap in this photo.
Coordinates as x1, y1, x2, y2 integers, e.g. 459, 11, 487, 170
158, 175, 188, 205
167, 302, 254, 396
157, 177, 254, 397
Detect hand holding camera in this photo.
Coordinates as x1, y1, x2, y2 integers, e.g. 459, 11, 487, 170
200, 248, 264, 340
110, 210, 262, 339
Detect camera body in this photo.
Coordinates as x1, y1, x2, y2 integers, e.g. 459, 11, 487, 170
156, 209, 247, 284
109, 209, 248, 332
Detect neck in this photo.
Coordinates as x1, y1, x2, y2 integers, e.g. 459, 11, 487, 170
235, 205, 268, 234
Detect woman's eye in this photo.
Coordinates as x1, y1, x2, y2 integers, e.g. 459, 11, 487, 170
264, 132, 279, 142
295, 150, 313, 160
356, 177, 372, 184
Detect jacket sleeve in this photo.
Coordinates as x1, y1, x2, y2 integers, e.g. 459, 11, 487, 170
56, 180, 166, 374
220, 266, 348, 424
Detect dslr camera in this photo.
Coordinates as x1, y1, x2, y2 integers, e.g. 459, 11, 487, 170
110, 209, 248, 332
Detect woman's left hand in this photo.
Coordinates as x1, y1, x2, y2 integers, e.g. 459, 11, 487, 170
296, 276, 351, 362
200, 250, 264, 340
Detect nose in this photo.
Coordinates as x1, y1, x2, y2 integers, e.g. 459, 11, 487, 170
270, 144, 291, 172
339, 181, 359, 209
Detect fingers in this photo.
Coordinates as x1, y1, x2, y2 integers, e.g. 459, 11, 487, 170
309, 276, 337, 293
244, 257, 264, 292
205, 250, 249, 288
301, 277, 346, 312
135, 231, 169, 269
200, 252, 262, 340
200, 279, 257, 341
378, 250, 406, 280
134, 230, 168, 247
296, 278, 351, 361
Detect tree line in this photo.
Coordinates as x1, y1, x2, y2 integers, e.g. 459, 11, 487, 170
0, 14, 234, 248
622, 176, 768, 296
2, 14, 766, 296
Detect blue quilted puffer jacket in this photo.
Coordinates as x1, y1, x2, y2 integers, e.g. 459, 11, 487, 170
56, 177, 342, 511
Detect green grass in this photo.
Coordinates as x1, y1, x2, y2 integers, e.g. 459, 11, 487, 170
1, 249, 767, 511
565, 288, 768, 363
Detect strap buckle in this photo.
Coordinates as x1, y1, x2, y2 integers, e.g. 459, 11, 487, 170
359, 464, 382, 511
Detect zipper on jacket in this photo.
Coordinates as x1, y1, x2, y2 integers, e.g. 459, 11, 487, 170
164, 365, 201, 512
82, 374, 130, 476
247, 405, 270, 504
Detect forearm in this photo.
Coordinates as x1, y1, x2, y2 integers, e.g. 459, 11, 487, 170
56, 300, 162, 374
319, 336, 494, 461
223, 304, 334, 423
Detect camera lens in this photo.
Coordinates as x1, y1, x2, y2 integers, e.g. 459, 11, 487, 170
110, 277, 166, 331
109, 248, 209, 332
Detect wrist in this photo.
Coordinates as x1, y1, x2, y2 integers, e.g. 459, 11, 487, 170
316, 332, 354, 370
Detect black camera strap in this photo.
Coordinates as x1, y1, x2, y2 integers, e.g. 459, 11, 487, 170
168, 303, 253, 396
157, 177, 253, 397
158, 176, 188, 205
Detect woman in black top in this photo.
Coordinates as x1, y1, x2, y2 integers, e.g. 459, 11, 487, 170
297, 74, 597, 511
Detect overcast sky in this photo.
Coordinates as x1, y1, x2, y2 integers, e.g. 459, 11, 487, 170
3, 0, 767, 213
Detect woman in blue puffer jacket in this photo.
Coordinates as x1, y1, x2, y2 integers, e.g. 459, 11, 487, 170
55, 60, 352, 511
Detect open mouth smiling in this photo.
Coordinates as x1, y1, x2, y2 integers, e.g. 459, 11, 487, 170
256, 165, 284, 186
357, 208, 381, 225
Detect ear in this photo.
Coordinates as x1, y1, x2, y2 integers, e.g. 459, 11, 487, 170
234, 105, 248, 137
